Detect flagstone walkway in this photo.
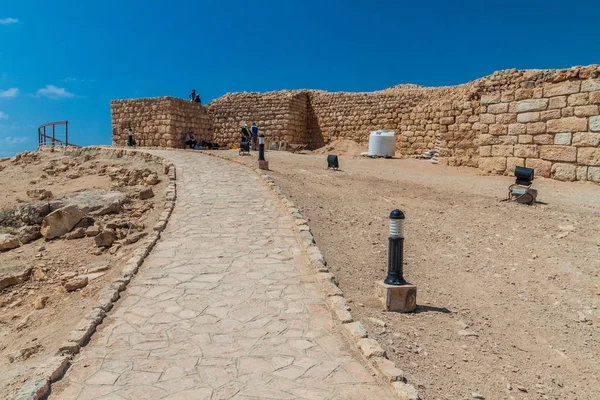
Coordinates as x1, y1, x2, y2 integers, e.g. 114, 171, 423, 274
50, 151, 394, 400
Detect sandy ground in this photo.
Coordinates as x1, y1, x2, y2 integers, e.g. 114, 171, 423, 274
211, 149, 600, 400
0, 150, 166, 397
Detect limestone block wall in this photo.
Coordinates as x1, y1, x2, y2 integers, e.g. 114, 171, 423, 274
477, 78, 600, 182
207, 91, 308, 147
109, 65, 600, 183
111, 97, 211, 148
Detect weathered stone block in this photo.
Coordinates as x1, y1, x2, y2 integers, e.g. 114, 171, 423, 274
517, 112, 540, 123
497, 113, 517, 124
491, 145, 514, 157
551, 163, 577, 181
479, 157, 507, 173
488, 103, 509, 114
515, 88, 533, 100
478, 134, 498, 146
499, 135, 518, 145
481, 94, 501, 104
489, 124, 507, 135
561, 107, 575, 117
572, 132, 600, 146
554, 132, 572, 145
514, 144, 539, 158
532, 134, 554, 144
518, 134, 533, 144
540, 109, 561, 121
479, 146, 491, 157
588, 166, 600, 182
589, 91, 600, 104
567, 93, 588, 106
590, 115, 600, 132
576, 166, 588, 181
517, 99, 548, 112
526, 122, 546, 134
439, 116, 455, 125
548, 96, 567, 109
546, 117, 588, 133
544, 81, 581, 97
574, 105, 599, 117
480, 114, 495, 124
525, 158, 552, 178
540, 145, 577, 162
581, 79, 600, 92
577, 147, 600, 165
508, 123, 527, 135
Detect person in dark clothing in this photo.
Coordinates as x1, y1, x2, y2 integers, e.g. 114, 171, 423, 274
189, 89, 196, 102
240, 123, 250, 143
185, 130, 197, 148
194, 94, 201, 104
126, 128, 136, 146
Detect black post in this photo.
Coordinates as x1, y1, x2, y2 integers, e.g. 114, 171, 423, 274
384, 209, 407, 286
258, 134, 265, 161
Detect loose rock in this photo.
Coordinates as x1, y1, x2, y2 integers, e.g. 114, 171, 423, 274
40, 205, 85, 240
0, 233, 20, 251
63, 276, 89, 292
95, 231, 116, 248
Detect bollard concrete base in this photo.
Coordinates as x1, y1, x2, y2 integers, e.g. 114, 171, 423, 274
375, 281, 417, 313
258, 160, 269, 170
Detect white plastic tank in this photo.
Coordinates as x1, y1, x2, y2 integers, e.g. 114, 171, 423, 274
368, 130, 396, 157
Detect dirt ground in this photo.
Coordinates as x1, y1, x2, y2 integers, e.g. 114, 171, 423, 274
211, 148, 600, 400
0, 149, 166, 398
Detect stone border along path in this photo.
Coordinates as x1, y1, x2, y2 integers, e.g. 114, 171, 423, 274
17, 147, 417, 400
14, 147, 177, 400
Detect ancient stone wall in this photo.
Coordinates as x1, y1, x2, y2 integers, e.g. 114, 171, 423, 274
207, 91, 308, 148
110, 65, 600, 183
477, 77, 600, 182
111, 97, 211, 148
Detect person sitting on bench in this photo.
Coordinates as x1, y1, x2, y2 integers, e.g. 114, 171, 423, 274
185, 130, 197, 148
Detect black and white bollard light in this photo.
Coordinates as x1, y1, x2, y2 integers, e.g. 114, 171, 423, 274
375, 208, 417, 312
258, 134, 265, 161
258, 134, 269, 170
384, 209, 407, 286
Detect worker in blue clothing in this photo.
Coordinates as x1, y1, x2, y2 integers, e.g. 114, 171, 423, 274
250, 122, 259, 151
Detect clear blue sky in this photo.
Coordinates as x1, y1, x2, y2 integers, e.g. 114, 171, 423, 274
1, 0, 598, 156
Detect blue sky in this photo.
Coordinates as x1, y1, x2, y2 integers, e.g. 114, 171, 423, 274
1, 0, 599, 157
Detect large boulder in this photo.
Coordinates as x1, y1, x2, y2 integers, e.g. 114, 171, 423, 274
0, 233, 20, 251
61, 190, 126, 215
40, 205, 85, 240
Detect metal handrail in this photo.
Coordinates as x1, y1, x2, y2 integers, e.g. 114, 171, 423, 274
38, 120, 78, 147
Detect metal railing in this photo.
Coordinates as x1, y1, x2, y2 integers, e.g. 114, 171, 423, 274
38, 120, 78, 147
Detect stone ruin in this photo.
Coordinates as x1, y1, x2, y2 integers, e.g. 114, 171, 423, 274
111, 65, 600, 182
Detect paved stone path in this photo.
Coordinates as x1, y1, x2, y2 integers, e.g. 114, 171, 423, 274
51, 151, 394, 400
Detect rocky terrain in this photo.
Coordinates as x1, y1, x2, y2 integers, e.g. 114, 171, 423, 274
0, 149, 167, 397
212, 148, 600, 400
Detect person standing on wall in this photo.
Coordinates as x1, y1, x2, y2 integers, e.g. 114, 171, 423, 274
126, 127, 136, 147
194, 94, 201, 104
189, 89, 196, 102
250, 122, 259, 151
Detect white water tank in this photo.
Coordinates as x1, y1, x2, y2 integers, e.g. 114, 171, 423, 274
368, 130, 396, 157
